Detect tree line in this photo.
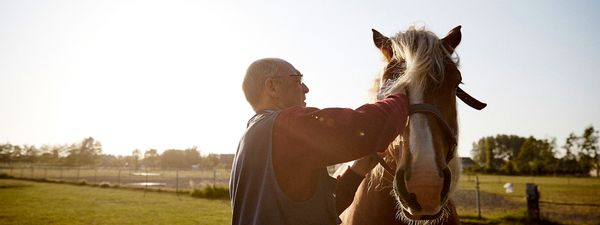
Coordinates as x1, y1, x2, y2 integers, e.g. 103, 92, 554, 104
469, 126, 599, 176
0, 137, 228, 170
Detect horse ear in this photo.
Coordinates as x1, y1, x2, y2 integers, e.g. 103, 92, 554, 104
372, 29, 393, 61
441, 25, 462, 53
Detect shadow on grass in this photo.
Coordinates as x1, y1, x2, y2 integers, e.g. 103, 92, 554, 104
0, 174, 32, 189
0, 183, 32, 189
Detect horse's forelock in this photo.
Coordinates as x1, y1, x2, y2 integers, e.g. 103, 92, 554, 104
378, 26, 453, 103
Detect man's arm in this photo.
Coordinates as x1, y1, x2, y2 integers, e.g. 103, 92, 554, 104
272, 94, 408, 169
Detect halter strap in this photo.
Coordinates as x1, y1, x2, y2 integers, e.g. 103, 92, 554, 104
457, 87, 487, 110
409, 104, 457, 147
374, 79, 487, 174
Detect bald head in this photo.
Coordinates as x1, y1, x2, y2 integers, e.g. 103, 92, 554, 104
242, 58, 298, 111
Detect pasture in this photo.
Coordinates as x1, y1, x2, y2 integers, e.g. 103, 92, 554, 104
1, 174, 599, 224
0, 178, 231, 225
456, 174, 600, 224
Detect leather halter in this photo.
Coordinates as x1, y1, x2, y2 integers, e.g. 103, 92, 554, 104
377, 88, 486, 175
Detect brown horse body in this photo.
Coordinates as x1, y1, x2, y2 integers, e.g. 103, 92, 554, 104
340, 25, 485, 225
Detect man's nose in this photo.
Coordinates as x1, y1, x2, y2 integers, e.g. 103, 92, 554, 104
302, 83, 309, 93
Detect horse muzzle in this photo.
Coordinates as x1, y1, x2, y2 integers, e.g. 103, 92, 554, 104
393, 166, 452, 217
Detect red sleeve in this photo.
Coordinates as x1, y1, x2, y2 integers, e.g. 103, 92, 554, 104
272, 94, 408, 169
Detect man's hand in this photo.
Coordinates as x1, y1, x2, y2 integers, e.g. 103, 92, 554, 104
377, 79, 407, 100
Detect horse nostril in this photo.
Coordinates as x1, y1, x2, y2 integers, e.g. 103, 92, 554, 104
393, 168, 422, 212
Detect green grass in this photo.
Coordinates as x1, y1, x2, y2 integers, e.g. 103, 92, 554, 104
457, 174, 600, 224
2, 174, 599, 225
0, 178, 231, 225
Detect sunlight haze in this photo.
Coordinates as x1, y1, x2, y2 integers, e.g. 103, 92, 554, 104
1, 0, 599, 157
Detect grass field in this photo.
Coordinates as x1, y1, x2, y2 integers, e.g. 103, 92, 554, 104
1, 174, 599, 225
456, 174, 600, 224
0, 178, 231, 225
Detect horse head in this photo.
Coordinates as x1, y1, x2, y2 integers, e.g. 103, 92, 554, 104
370, 25, 484, 224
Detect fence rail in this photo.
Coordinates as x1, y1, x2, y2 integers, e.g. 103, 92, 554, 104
0, 165, 231, 191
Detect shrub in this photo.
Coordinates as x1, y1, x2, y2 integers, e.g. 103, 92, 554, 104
99, 181, 111, 188
190, 186, 229, 199
77, 179, 88, 186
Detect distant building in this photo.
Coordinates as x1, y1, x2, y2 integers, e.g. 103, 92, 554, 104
460, 157, 476, 171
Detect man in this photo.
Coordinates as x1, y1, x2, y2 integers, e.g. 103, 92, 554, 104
230, 58, 408, 225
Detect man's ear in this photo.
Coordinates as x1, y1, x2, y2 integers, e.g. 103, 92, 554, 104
264, 78, 278, 97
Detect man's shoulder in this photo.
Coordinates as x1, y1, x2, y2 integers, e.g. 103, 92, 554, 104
279, 106, 320, 115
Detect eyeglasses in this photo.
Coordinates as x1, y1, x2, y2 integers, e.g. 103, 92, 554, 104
270, 74, 305, 86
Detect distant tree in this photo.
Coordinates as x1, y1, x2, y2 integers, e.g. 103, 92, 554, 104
38, 144, 56, 164
472, 137, 497, 172
64, 137, 102, 167
513, 137, 557, 175
160, 149, 187, 169
204, 154, 220, 170
0, 143, 12, 163
11, 145, 23, 163
563, 133, 579, 160
132, 149, 141, 170
471, 135, 527, 173
560, 133, 583, 175
143, 149, 159, 169
97, 154, 123, 167
184, 147, 201, 167
578, 126, 599, 177
23, 145, 39, 164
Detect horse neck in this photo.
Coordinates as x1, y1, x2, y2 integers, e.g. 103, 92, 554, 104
340, 174, 406, 225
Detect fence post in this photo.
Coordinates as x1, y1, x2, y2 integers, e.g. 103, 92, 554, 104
118, 169, 121, 185
31, 166, 34, 179
526, 183, 540, 222
94, 168, 97, 184
145, 169, 149, 194
59, 167, 63, 181
76, 167, 80, 182
476, 176, 481, 219
44, 168, 47, 180
213, 169, 217, 188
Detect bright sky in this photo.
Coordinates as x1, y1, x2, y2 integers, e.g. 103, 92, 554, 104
1, 0, 599, 157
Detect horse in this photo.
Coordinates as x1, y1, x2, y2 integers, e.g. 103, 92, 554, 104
339, 25, 486, 225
